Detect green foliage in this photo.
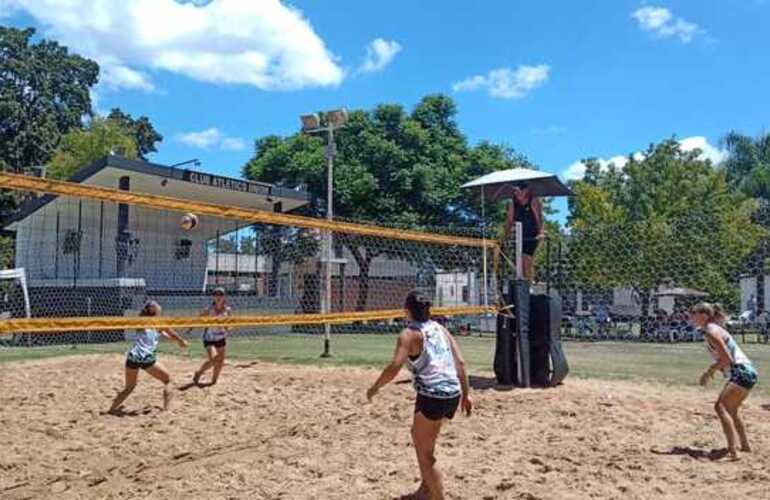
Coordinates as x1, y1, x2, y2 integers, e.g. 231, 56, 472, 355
722, 131, 770, 200
0, 235, 14, 270
0, 26, 98, 224
242, 95, 528, 309
0, 27, 98, 171
243, 95, 527, 228
107, 108, 163, 160
47, 117, 138, 180
567, 139, 766, 311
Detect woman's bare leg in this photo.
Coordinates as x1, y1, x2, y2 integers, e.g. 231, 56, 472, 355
194, 346, 218, 384
108, 367, 138, 414
714, 384, 742, 459
145, 363, 173, 410
721, 383, 751, 452
210, 346, 226, 385
522, 255, 535, 281
411, 412, 445, 500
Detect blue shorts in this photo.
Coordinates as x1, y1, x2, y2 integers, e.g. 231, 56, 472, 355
729, 363, 758, 390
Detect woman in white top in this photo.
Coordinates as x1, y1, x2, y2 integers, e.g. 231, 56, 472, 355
193, 287, 232, 386
108, 301, 188, 415
691, 302, 758, 460
367, 290, 473, 500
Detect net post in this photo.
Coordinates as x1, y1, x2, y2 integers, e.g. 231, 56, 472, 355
481, 185, 489, 313
515, 221, 523, 280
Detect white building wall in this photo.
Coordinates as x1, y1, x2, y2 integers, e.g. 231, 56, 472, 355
14, 200, 217, 290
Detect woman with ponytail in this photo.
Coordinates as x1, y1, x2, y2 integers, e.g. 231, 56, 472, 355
690, 302, 758, 460
108, 301, 188, 414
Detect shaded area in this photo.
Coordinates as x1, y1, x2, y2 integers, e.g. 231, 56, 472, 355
651, 446, 729, 461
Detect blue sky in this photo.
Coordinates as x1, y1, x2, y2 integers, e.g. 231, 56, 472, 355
2, 0, 769, 218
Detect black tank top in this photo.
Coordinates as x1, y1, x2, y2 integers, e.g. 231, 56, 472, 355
513, 196, 538, 238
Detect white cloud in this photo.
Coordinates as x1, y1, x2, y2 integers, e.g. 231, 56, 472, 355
533, 126, 567, 136
358, 38, 401, 74
453, 65, 550, 99
679, 136, 728, 164
632, 6, 702, 43
0, 0, 19, 17
100, 63, 156, 92
563, 137, 727, 180
175, 128, 246, 152
4, 0, 344, 92
221, 137, 247, 152
564, 155, 632, 181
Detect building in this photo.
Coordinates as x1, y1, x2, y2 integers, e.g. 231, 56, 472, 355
2, 155, 310, 321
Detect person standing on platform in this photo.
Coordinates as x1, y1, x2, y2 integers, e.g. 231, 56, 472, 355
504, 182, 544, 282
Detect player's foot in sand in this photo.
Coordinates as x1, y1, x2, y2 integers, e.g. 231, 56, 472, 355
740, 445, 751, 453
192, 371, 201, 385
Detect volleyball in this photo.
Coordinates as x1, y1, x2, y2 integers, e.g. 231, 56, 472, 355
180, 213, 198, 231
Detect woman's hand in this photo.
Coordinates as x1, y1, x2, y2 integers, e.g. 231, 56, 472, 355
461, 395, 473, 416
366, 385, 378, 402
178, 338, 189, 349
699, 370, 712, 387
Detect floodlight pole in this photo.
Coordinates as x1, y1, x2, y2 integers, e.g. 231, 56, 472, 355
301, 109, 347, 358
322, 126, 335, 358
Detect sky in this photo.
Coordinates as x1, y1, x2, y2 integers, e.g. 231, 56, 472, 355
2, 0, 769, 219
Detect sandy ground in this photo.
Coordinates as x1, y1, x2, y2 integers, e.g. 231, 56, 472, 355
1, 356, 770, 500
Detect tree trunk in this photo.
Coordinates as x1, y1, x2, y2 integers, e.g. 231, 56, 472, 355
349, 244, 374, 312
269, 251, 282, 297
356, 256, 372, 312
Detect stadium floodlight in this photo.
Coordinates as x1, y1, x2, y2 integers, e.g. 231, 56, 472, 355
300, 108, 348, 358
300, 113, 320, 132
326, 108, 348, 127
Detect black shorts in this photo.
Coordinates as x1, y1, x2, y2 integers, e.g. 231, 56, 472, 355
522, 238, 540, 257
125, 356, 156, 370
415, 394, 461, 421
203, 338, 226, 349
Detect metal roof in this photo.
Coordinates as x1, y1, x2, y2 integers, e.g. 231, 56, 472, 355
4, 155, 310, 228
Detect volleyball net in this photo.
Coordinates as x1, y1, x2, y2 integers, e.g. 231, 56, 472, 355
0, 172, 500, 346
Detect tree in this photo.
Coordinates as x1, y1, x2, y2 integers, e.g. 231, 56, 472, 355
722, 131, 770, 200
242, 95, 527, 309
47, 117, 138, 180
0, 27, 98, 172
0, 26, 99, 264
107, 108, 163, 160
567, 139, 765, 326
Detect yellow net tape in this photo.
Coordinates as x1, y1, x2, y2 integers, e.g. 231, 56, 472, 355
0, 172, 498, 249
0, 306, 496, 335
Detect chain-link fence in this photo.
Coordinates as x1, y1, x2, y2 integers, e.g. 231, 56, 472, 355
526, 207, 770, 343
0, 173, 498, 349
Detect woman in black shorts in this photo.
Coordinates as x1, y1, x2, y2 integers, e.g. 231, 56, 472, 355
504, 182, 544, 281
367, 291, 473, 500
108, 301, 188, 414
193, 287, 232, 386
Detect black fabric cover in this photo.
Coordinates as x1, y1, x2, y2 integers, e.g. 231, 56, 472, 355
494, 280, 530, 386
529, 292, 569, 387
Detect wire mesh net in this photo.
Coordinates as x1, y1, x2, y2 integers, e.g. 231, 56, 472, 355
534, 206, 770, 343
0, 173, 498, 348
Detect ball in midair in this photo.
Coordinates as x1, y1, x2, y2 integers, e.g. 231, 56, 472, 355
180, 213, 198, 231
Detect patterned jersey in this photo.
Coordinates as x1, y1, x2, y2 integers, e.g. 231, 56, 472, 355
203, 306, 231, 342
128, 328, 160, 362
705, 323, 753, 376
407, 320, 461, 399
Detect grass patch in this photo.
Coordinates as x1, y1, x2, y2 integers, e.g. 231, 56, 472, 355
2, 334, 769, 396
